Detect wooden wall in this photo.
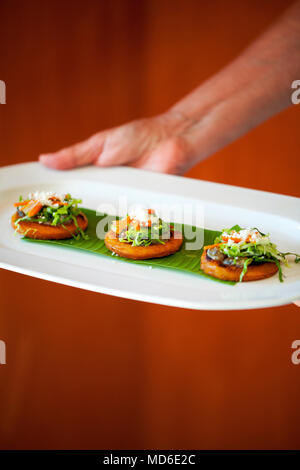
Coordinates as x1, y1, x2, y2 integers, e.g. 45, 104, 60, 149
0, 0, 299, 449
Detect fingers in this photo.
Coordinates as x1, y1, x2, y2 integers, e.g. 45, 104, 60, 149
134, 137, 189, 175
294, 301, 300, 307
94, 125, 141, 167
95, 145, 136, 167
39, 132, 106, 170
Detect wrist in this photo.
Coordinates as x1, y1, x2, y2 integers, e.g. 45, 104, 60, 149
157, 109, 197, 137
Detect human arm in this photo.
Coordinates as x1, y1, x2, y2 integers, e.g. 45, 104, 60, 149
39, 1, 300, 174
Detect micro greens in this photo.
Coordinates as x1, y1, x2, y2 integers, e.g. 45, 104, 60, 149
117, 219, 172, 247
14, 194, 88, 240
215, 225, 299, 282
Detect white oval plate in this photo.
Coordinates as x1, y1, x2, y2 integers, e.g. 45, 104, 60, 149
0, 162, 299, 310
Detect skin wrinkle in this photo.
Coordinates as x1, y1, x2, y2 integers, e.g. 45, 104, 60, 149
97, 120, 159, 166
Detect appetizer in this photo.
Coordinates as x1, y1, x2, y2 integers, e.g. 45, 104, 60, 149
12, 191, 88, 240
105, 207, 183, 259
201, 225, 299, 282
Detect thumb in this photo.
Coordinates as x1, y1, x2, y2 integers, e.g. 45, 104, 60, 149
39, 132, 106, 170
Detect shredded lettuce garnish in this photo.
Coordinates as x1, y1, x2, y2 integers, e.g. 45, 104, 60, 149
14, 193, 88, 240
112, 214, 172, 247
214, 225, 299, 282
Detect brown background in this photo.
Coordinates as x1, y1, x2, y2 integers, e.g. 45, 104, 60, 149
0, 0, 300, 449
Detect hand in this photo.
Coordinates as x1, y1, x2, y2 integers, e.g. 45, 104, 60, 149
39, 112, 195, 175
40, 3, 300, 177
294, 301, 300, 307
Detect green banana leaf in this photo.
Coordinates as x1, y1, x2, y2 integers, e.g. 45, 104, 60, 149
23, 208, 235, 285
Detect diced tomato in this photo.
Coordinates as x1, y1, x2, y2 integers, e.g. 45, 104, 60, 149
28, 202, 43, 217
14, 199, 32, 207
49, 196, 66, 206
231, 236, 241, 243
222, 233, 241, 243
22, 201, 36, 212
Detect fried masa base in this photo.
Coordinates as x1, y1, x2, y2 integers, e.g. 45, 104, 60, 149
11, 211, 88, 240
200, 244, 278, 282
105, 229, 183, 260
